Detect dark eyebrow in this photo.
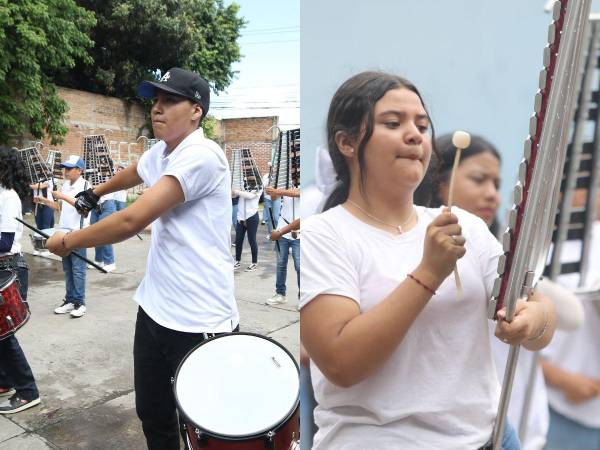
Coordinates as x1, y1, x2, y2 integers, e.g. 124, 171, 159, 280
377, 110, 429, 122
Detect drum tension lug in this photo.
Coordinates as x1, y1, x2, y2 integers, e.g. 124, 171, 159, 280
265, 430, 276, 450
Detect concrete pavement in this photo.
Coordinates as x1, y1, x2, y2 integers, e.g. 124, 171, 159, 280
0, 217, 299, 449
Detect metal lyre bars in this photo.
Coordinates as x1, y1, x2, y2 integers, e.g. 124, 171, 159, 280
489, 1, 592, 448
46, 149, 63, 180
17, 145, 51, 184
269, 128, 301, 190
230, 148, 263, 192
82, 135, 115, 185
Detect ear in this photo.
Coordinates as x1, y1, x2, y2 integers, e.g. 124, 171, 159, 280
191, 104, 203, 122
334, 130, 356, 158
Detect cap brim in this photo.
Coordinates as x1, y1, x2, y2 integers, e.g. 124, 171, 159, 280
137, 81, 191, 101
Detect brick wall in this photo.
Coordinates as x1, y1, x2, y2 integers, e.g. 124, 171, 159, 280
220, 116, 278, 175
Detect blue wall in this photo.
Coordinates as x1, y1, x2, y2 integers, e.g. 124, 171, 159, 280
301, 0, 600, 212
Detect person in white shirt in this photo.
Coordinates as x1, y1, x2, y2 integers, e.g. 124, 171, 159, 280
233, 186, 263, 271
0, 147, 41, 415
30, 178, 55, 256
300, 71, 556, 450
264, 186, 299, 306
45, 67, 238, 450
540, 195, 600, 450
35, 155, 90, 318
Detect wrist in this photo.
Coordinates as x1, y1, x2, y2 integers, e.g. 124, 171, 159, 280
413, 264, 444, 292
62, 232, 72, 251
528, 304, 549, 342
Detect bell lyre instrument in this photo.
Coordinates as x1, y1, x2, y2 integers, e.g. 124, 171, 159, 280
230, 148, 264, 193
488, 1, 592, 448
82, 134, 115, 186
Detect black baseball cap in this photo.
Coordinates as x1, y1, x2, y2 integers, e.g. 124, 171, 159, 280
137, 67, 210, 118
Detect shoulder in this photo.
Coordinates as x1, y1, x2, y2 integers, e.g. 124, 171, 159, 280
303, 206, 346, 235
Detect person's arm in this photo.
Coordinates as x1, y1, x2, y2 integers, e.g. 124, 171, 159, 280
494, 291, 557, 351
265, 187, 299, 200
233, 189, 259, 200
45, 174, 184, 255
52, 190, 77, 208
93, 163, 143, 197
30, 182, 49, 190
34, 194, 60, 211
271, 218, 300, 240
540, 357, 600, 403
301, 210, 466, 387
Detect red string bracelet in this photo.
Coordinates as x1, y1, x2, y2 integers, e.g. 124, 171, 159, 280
407, 273, 436, 296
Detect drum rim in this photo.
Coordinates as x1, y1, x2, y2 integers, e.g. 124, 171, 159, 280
173, 331, 300, 442
0, 270, 17, 291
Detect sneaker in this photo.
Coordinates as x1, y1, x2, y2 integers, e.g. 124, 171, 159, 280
70, 304, 86, 318
266, 294, 287, 305
88, 261, 104, 269
245, 263, 258, 272
103, 263, 116, 273
0, 388, 15, 397
31, 250, 40, 256
265, 234, 271, 241
0, 394, 40, 414
233, 261, 241, 270
54, 301, 74, 314
39, 250, 51, 258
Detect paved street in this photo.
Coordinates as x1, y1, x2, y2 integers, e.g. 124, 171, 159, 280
0, 217, 299, 449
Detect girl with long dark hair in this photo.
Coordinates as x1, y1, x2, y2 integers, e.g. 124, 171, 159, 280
299, 72, 556, 449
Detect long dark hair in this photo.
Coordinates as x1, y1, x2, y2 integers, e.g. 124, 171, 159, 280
323, 71, 437, 211
0, 147, 32, 204
413, 133, 502, 233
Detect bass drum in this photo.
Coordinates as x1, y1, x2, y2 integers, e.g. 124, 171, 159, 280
174, 332, 300, 449
0, 270, 30, 340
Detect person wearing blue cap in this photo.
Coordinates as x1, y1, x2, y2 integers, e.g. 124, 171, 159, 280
35, 155, 90, 318
45, 68, 238, 450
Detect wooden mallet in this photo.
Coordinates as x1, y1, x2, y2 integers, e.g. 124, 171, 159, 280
447, 130, 471, 299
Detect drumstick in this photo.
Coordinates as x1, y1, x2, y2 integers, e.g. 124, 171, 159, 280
447, 131, 471, 300
14, 218, 108, 274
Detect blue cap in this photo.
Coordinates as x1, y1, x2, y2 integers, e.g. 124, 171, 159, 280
60, 155, 85, 170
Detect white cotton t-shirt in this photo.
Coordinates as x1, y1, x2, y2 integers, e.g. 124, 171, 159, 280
134, 129, 239, 333
114, 189, 127, 203
277, 195, 299, 240
300, 205, 503, 450
542, 221, 600, 428
236, 189, 262, 221
32, 179, 54, 201
0, 187, 23, 256
58, 177, 90, 231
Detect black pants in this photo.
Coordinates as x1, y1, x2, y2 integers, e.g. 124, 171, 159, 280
0, 264, 39, 400
133, 307, 238, 450
235, 212, 259, 264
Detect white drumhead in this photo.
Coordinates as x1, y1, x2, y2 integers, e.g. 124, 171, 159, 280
175, 334, 299, 437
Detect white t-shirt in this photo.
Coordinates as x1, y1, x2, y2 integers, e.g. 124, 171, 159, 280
262, 173, 271, 200
236, 189, 262, 221
300, 205, 503, 450
0, 187, 23, 256
32, 179, 54, 201
58, 177, 90, 231
277, 195, 299, 240
542, 221, 600, 428
134, 129, 239, 333
114, 189, 127, 203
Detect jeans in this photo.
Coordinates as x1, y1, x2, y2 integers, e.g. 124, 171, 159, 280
544, 406, 600, 450
235, 212, 259, 263
232, 203, 239, 227
276, 237, 300, 296
62, 248, 87, 305
264, 197, 281, 235
479, 421, 521, 450
115, 200, 126, 212
91, 200, 116, 265
34, 204, 54, 230
300, 365, 317, 450
0, 266, 39, 400
133, 307, 238, 450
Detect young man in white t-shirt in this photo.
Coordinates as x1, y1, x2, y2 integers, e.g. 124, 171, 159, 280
35, 155, 90, 318
264, 187, 300, 305
45, 67, 238, 450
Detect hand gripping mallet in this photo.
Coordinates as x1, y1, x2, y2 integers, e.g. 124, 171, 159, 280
447, 131, 471, 299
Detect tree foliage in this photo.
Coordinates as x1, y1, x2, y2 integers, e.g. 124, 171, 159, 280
61, 0, 245, 100
0, 0, 95, 145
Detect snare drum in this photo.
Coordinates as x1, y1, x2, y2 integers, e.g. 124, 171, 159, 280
0, 270, 30, 340
174, 333, 300, 450
30, 228, 62, 251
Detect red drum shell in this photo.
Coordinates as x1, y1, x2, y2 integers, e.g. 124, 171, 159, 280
0, 271, 30, 340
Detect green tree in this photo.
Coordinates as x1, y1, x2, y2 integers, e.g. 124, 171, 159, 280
62, 0, 245, 100
0, 0, 95, 145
